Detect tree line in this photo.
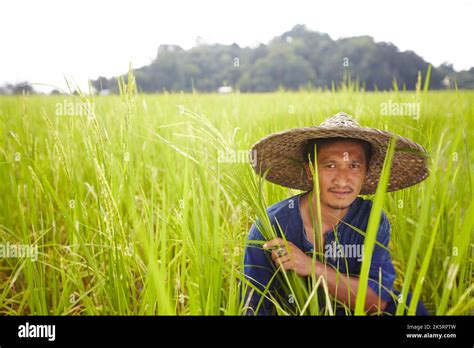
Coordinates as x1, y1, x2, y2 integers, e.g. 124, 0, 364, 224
2, 25, 473, 95
91, 25, 474, 93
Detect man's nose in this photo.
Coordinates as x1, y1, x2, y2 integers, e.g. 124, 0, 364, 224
332, 168, 350, 186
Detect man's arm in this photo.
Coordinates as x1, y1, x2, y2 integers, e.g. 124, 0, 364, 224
241, 222, 278, 315
263, 238, 387, 313
314, 261, 387, 313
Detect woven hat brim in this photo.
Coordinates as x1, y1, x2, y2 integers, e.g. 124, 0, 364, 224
250, 125, 429, 195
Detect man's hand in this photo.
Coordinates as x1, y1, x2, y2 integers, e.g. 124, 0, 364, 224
263, 238, 387, 313
263, 238, 317, 277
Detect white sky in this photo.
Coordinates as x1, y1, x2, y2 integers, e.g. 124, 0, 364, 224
1, 0, 473, 93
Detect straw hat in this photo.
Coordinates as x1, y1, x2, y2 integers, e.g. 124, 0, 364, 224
250, 112, 429, 194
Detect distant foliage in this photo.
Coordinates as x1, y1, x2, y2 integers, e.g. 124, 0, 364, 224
90, 25, 474, 93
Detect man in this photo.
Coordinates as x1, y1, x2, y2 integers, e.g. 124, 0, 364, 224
241, 112, 430, 315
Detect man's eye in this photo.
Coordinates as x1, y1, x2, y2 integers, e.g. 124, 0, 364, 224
323, 163, 336, 168
350, 163, 361, 169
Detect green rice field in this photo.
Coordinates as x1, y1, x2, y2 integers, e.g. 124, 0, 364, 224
0, 76, 473, 315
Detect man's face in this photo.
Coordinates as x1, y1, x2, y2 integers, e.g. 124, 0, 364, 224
305, 141, 367, 210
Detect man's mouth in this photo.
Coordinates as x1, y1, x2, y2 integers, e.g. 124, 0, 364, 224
329, 189, 353, 197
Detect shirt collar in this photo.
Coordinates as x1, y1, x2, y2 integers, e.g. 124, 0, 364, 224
294, 191, 362, 233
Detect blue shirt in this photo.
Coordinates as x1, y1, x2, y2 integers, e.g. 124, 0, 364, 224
241, 192, 396, 315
